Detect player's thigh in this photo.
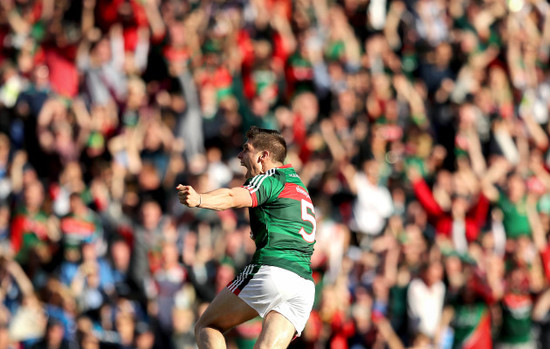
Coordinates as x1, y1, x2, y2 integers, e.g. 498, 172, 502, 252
254, 310, 296, 349
196, 288, 259, 333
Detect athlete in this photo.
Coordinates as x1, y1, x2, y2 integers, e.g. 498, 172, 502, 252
177, 127, 316, 349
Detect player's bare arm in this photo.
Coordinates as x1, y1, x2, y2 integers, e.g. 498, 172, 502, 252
177, 184, 252, 210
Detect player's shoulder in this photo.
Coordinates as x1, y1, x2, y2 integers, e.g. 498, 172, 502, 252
273, 166, 301, 183
246, 166, 300, 186
278, 166, 305, 184
244, 168, 279, 189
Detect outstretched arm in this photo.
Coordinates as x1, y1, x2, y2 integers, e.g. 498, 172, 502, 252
177, 185, 252, 211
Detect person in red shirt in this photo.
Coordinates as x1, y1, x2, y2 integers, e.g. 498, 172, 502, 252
408, 167, 489, 244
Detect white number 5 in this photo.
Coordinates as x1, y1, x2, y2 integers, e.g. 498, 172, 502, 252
299, 199, 316, 243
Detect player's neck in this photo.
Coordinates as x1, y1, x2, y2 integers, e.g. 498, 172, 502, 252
260, 161, 284, 173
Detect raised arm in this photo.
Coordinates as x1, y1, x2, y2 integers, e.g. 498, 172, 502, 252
144, 0, 166, 41
533, 289, 550, 321
36, 98, 60, 152
408, 167, 445, 217
270, 7, 297, 57
480, 157, 511, 202
384, 1, 406, 50
527, 193, 546, 252
134, 27, 150, 73
465, 129, 487, 177
109, 24, 125, 70
81, 0, 96, 36
523, 113, 549, 150
177, 185, 252, 211
5, 257, 34, 297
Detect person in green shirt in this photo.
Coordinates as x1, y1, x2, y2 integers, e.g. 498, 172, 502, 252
441, 274, 493, 349
177, 127, 316, 349
482, 165, 531, 239
498, 266, 535, 348
496, 174, 531, 239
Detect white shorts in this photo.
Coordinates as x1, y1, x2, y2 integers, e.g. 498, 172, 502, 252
227, 264, 315, 336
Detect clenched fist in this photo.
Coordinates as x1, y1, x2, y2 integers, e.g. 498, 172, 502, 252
177, 185, 201, 208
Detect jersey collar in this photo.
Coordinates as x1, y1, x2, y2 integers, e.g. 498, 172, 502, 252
277, 164, 292, 169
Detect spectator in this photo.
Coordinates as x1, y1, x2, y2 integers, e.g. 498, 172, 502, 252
31, 318, 72, 349
59, 193, 104, 259
407, 258, 445, 345
343, 158, 394, 247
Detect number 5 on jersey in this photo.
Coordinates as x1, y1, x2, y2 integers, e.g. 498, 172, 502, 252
299, 199, 316, 243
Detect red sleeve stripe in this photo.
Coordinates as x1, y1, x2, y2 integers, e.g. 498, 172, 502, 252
242, 185, 259, 207
250, 191, 258, 207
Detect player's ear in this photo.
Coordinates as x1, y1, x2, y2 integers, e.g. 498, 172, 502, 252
259, 151, 268, 161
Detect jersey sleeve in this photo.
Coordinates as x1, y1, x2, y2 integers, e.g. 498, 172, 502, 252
242, 171, 284, 207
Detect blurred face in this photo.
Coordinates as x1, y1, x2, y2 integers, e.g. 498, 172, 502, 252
435, 43, 452, 65
161, 243, 179, 266
127, 80, 146, 109
508, 175, 526, 201
17, 46, 35, 75
444, 256, 462, 276
143, 123, 163, 150
81, 334, 100, 349
426, 262, 443, 286
111, 241, 130, 271
362, 160, 379, 184
508, 268, 529, 293
136, 331, 154, 349
168, 22, 186, 47
47, 324, 64, 347
141, 202, 161, 229
489, 67, 508, 88
430, 170, 450, 194
22, 167, 38, 188
451, 195, 470, 216
338, 90, 356, 117
351, 304, 371, 333
251, 97, 269, 117
372, 73, 391, 94
82, 243, 96, 262
24, 181, 44, 211
32, 64, 50, 86
138, 164, 160, 190
458, 104, 476, 130
115, 314, 135, 344
298, 93, 319, 125
69, 195, 85, 214
94, 38, 111, 64
237, 142, 262, 178
63, 162, 83, 187
460, 31, 478, 54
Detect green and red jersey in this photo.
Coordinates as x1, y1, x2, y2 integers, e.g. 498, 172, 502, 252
499, 293, 533, 344
60, 209, 103, 248
451, 303, 492, 349
242, 164, 316, 281
497, 192, 531, 239
11, 206, 50, 254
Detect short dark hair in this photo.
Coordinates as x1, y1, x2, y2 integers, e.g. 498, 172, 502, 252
245, 127, 287, 163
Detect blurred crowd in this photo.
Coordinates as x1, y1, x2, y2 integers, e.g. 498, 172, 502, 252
2, 0, 550, 348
